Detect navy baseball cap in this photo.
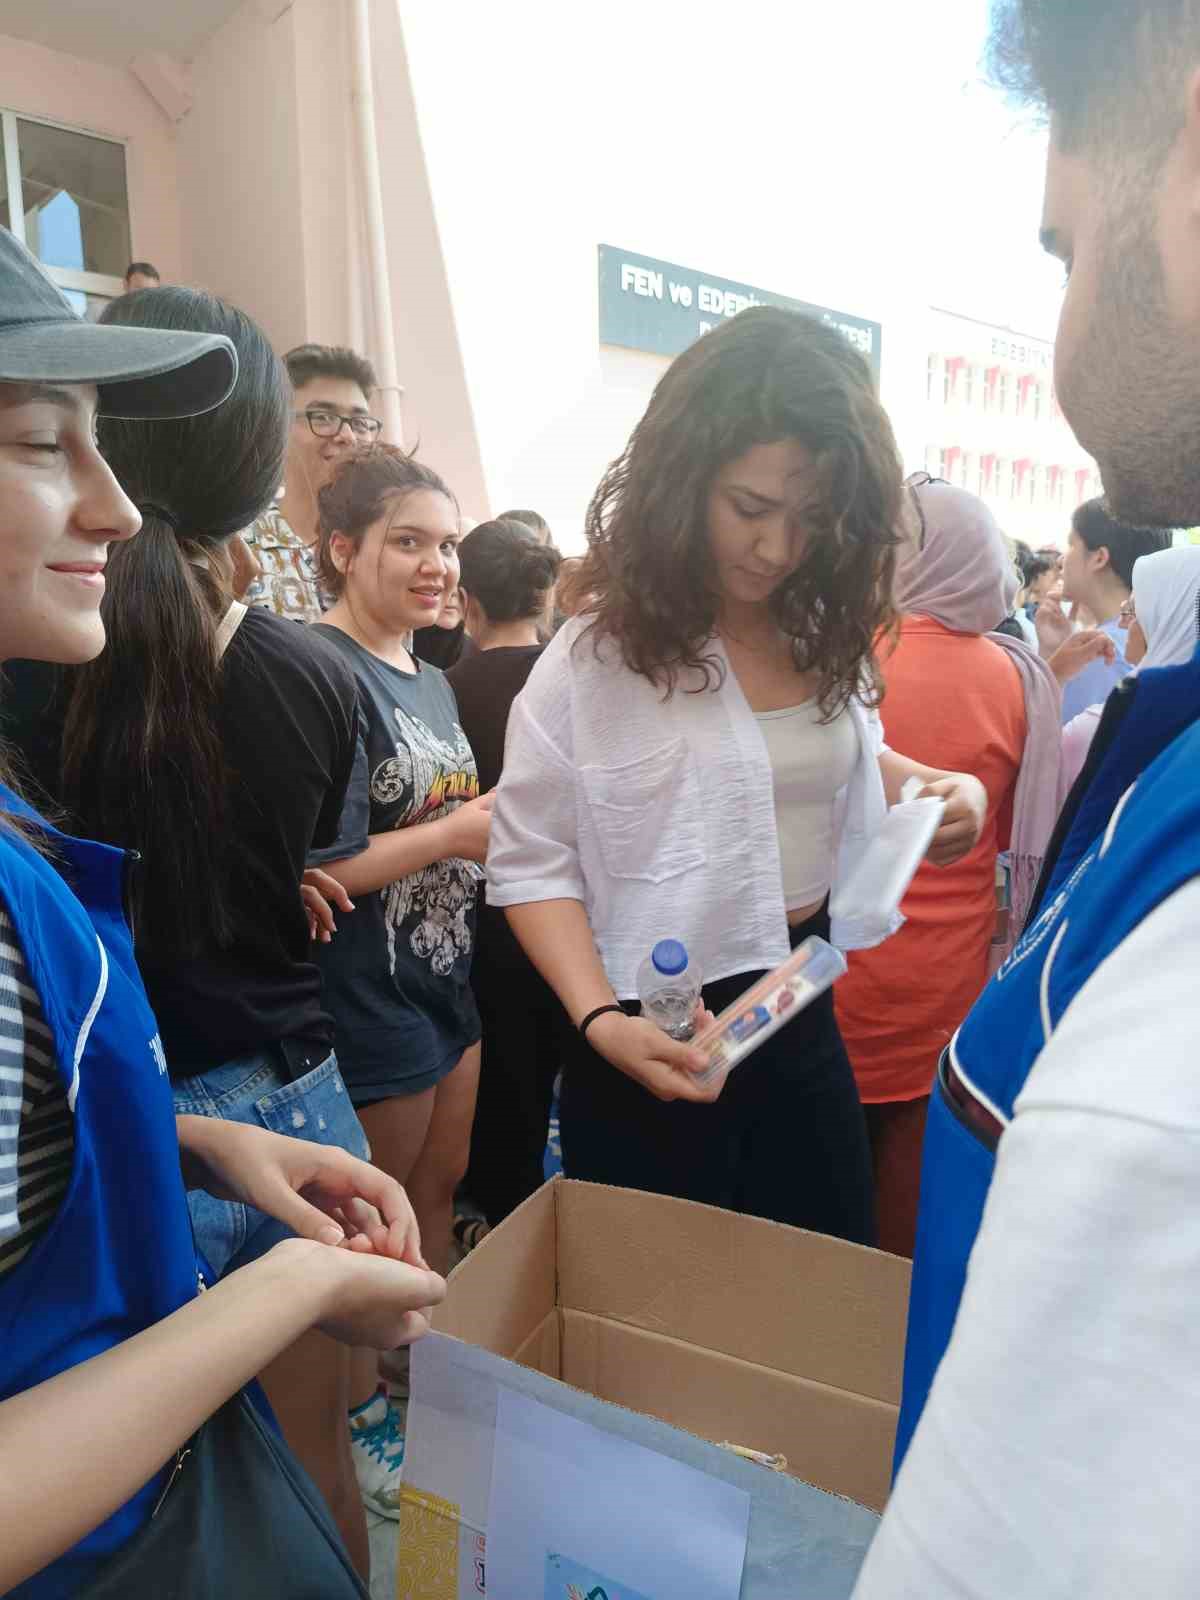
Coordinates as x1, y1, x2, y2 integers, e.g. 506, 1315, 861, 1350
0, 228, 237, 419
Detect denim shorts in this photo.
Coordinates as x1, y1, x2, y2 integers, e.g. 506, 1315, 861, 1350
173, 1047, 370, 1280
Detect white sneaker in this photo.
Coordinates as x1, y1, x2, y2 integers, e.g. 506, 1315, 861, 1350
348, 1390, 405, 1521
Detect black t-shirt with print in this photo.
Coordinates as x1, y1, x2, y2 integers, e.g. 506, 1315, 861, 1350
309, 626, 481, 1092
0, 610, 359, 1076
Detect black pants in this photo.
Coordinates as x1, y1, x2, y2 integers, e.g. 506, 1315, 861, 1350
559, 907, 876, 1246
464, 906, 567, 1226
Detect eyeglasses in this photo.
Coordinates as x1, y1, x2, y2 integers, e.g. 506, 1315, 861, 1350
294, 408, 383, 441
904, 471, 947, 552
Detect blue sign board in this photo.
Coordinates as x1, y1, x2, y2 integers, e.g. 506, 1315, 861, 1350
598, 244, 882, 386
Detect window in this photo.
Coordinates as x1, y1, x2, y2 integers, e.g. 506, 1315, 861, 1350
927, 354, 943, 403
1, 110, 130, 315
924, 444, 944, 478
0, 119, 11, 236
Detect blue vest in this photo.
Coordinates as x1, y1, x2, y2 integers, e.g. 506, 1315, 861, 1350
0, 788, 198, 1598
894, 714, 1200, 1472
1042, 650, 1200, 906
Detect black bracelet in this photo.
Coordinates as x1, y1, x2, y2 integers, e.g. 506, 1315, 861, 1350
579, 1003, 625, 1040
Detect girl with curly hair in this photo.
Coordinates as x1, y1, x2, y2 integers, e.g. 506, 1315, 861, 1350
488, 308, 986, 1239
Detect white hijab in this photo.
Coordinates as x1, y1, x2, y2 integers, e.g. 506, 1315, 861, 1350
1132, 545, 1200, 671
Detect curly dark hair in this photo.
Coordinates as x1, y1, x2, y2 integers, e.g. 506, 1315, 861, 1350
566, 306, 903, 716
317, 444, 455, 597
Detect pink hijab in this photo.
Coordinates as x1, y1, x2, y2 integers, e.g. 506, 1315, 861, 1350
898, 480, 1065, 947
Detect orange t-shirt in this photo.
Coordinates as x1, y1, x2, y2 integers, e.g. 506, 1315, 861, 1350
836, 616, 1026, 1103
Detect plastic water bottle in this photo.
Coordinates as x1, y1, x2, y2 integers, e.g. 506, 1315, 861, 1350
637, 939, 702, 1042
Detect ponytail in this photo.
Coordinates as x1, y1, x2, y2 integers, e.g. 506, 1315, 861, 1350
62, 512, 233, 953
59, 286, 287, 958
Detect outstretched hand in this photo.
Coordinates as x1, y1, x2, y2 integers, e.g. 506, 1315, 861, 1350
177, 1116, 426, 1266
1048, 628, 1116, 687
918, 774, 988, 867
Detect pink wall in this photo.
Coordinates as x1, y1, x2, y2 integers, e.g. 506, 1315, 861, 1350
175, 2, 309, 349
0, 31, 183, 281
174, 0, 490, 518
0, 5, 493, 525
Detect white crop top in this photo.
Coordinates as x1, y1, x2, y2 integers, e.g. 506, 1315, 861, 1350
755, 700, 858, 911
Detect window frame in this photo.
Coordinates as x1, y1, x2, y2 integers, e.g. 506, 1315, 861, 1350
2, 107, 131, 306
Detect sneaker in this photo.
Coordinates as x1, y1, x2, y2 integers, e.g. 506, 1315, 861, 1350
348, 1390, 405, 1520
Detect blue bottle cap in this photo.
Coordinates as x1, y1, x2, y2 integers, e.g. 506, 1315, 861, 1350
651, 939, 688, 977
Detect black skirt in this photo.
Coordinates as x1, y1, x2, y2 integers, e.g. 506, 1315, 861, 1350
558, 904, 876, 1245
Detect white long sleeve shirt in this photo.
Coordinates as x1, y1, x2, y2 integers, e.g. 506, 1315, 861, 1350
853, 877, 1200, 1599
486, 617, 896, 999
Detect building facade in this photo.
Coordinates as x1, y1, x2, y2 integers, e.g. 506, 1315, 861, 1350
920, 308, 1100, 551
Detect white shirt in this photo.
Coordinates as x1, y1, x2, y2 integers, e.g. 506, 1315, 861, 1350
852, 877, 1200, 1599
486, 617, 896, 999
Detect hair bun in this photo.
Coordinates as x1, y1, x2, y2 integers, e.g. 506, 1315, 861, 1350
519, 540, 561, 586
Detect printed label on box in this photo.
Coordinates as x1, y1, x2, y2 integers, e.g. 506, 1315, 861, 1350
545, 1550, 655, 1600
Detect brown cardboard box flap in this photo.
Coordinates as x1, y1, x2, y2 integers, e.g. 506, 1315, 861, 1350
435, 1181, 557, 1352
559, 1308, 896, 1511
557, 1181, 909, 1404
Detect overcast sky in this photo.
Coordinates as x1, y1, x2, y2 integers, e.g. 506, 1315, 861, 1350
917, 0, 1064, 338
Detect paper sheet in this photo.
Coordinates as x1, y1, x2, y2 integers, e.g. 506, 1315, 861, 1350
485, 1388, 751, 1600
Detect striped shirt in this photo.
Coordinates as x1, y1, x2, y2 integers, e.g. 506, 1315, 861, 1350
0, 900, 73, 1275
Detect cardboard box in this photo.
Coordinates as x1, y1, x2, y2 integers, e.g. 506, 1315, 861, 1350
397, 1179, 910, 1600
433, 1177, 910, 1513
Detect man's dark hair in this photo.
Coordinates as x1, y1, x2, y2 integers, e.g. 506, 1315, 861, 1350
124, 260, 160, 283
1071, 497, 1174, 589
284, 342, 376, 397
987, 1, 1199, 158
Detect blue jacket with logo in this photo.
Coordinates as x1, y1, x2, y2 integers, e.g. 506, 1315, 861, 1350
895, 658, 1200, 1472
0, 787, 198, 1597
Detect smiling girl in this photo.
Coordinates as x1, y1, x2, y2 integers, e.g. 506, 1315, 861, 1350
308, 445, 492, 1509
0, 231, 441, 1598
488, 308, 987, 1240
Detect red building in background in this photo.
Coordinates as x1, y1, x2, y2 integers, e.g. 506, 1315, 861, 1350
922, 307, 1101, 551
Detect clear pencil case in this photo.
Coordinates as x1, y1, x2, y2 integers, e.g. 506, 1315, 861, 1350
693, 936, 848, 1089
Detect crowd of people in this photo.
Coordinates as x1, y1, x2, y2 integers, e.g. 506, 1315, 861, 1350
2, 2, 1200, 1594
